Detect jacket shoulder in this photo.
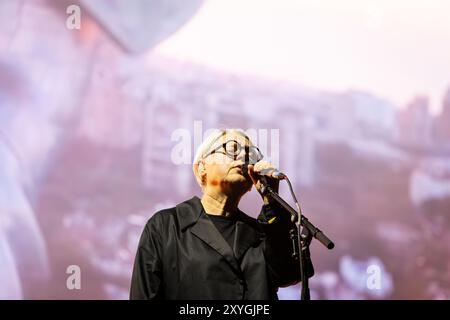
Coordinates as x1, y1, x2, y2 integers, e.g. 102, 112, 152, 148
145, 206, 177, 229
144, 196, 201, 233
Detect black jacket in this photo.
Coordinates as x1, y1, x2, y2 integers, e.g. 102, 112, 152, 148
130, 196, 313, 300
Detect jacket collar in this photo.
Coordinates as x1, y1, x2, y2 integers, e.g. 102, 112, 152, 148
177, 196, 205, 231
176, 196, 263, 272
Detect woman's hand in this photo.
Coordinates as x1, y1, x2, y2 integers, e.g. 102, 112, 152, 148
247, 161, 280, 204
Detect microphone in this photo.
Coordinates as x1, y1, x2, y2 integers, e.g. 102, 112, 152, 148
259, 168, 286, 180
241, 164, 286, 180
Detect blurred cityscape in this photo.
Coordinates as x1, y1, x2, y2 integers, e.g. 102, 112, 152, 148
1, 0, 449, 299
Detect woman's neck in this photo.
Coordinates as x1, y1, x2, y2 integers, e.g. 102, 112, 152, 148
201, 191, 240, 217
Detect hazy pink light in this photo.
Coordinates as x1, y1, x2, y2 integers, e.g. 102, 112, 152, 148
154, 0, 450, 113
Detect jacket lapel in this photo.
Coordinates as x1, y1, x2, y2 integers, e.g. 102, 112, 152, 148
190, 215, 241, 273
177, 196, 263, 274
177, 197, 241, 273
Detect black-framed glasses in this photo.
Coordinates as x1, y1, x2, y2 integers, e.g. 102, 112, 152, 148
203, 139, 264, 164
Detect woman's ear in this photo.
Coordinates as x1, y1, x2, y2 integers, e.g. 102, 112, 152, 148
194, 160, 206, 187
199, 160, 206, 176
197, 160, 207, 186
198, 161, 204, 173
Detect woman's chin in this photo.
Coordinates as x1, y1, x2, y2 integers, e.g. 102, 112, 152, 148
222, 174, 252, 191
226, 173, 248, 183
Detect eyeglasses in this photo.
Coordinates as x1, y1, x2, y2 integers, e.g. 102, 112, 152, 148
203, 139, 264, 164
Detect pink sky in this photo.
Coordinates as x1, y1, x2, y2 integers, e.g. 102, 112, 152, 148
154, 0, 450, 114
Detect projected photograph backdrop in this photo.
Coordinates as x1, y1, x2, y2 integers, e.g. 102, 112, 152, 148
1, 0, 450, 299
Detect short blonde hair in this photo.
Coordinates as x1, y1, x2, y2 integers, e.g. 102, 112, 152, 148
192, 128, 249, 188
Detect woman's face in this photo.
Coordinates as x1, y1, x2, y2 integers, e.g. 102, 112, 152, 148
201, 133, 255, 196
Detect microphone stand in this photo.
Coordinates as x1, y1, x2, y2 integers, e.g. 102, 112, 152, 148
259, 179, 334, 300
